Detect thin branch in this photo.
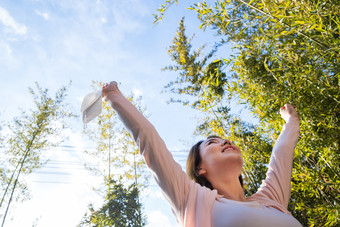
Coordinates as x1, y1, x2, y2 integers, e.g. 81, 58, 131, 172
237, 0, 331, 50
0, 159, 20, 208
1, 126, 41, 227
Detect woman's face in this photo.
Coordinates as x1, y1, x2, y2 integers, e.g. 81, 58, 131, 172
198, 137, 243, 181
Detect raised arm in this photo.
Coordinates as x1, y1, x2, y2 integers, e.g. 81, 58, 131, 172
256, 104, 300, 209
102, 81, 191, 223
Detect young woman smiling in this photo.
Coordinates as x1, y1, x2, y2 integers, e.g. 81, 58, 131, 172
102, 81, 302, 227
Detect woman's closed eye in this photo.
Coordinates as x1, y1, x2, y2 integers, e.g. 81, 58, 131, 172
208, 141, 214, 145
207, 139, 218, 145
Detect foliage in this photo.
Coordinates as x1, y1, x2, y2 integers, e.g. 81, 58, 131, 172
153, 0, 178, 24
158, 1, 339, 226
81, 81, 149, 226
78, 178, 146, 227
0, 82, 74, 225
83, 82, 150, 188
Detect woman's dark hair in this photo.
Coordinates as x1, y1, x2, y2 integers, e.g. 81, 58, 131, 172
186, 136, 243, 190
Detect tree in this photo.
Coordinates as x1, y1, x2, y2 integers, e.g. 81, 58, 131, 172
157, 1, 339, 226
78, 178, 146, 227
83, 81, 149, 187
0, 82, 74, 226
163, 16, 273, 196
81, 82, 149, 226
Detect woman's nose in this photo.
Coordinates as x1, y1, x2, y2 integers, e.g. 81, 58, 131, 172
223, 139, 231, 145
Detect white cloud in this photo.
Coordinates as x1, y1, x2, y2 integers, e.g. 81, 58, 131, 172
0, 39, 18, 74
0, 1, 201, 226
0, 6, 27, 35
35, 10, 49, 20
143, 188, 165, 200
133, 87, 143, 97
0, 40, 12, 54
147, 210, 178, 227
100, 17, 106, 23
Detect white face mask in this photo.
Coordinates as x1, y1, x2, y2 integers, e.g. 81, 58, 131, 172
81, 90, 102, 124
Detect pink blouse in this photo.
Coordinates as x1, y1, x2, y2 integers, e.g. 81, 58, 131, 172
109, 94, 302, 227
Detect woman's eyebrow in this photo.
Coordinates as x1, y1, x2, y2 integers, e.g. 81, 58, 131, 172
205, 138, 219, 145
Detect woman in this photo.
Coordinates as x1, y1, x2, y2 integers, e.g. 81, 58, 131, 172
102, 81, 302, 227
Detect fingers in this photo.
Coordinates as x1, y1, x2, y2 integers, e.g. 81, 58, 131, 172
102, 81, 119, 92
280, 104, 287, 114
108, 81, 118, 87
280, 104, 295, 112
280, 103, 299, 122
102, 83, 109, 95
102, 81, 121, 99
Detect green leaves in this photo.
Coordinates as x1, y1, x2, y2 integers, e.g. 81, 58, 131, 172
81, 81, 149, 226
160, 0, 339, 226
0, 82, 74, 225
163, 18, 229, 112
83, 81, 149, 188
153, 0, 178, 24
79, 179, 146, 227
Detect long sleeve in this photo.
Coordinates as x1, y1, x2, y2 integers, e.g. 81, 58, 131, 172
108, 94, 192, 224
255, 118, 300, 209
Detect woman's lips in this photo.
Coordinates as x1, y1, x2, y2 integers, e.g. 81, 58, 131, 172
222, 146, 235, 153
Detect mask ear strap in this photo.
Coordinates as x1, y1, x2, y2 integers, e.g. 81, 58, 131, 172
102, 83, 108, 97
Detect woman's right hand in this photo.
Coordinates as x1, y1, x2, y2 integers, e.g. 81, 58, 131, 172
279, 104, 299, 123
102, 81, 122, 102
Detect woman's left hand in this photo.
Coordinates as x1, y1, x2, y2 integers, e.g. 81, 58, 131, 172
280, 104, 299, 122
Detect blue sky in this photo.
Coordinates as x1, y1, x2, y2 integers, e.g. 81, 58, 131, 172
0, 0, 216, 147
0, 0, 237, 226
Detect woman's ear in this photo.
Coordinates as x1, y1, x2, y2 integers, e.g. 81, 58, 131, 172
197, 168, 207, 176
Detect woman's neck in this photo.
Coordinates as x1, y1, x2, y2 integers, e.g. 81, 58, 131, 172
212, 178, 246, 202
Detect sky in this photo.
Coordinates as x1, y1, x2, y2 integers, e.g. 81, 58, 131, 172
0, 0, 238, 226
